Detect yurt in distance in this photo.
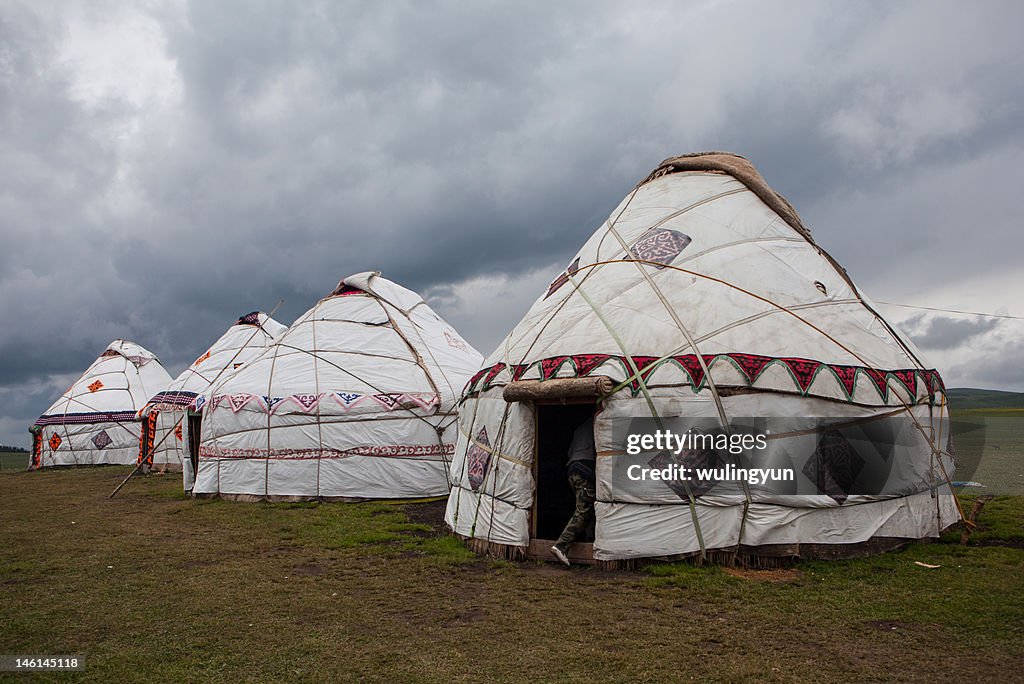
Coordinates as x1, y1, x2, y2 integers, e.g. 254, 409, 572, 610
139, 312, 286, 485
30, 340, 172, 469
445, 152, 959, 565
194, 272, 483, 501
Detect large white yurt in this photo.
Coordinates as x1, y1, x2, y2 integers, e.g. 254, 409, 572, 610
29, 340, 172, 469
139, 312, 287, 482
445, 152, 960, 565
194, 272, 484, 501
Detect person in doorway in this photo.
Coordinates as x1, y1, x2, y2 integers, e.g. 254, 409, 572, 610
551, 415, 596, 567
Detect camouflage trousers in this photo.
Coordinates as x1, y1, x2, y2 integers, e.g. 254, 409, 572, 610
554, 470, 596, 553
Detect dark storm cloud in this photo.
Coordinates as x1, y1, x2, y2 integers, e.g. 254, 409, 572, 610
903, 314, 1002, 351
1, 0, 1023, 447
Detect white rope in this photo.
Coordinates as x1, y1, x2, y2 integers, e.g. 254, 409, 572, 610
876, 301, 1024, 320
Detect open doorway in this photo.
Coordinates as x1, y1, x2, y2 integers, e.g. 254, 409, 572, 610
533, 401, 597, 541
187, 414, 202, 478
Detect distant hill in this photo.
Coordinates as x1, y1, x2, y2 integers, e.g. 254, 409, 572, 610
946, 388, 1024, 409
0, 445, 27, 453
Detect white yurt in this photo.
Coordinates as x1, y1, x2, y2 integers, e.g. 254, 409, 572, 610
194, 272, 484, 501
30, 340, 172, 469
444, 152, 960, 565
139, 312, 287, 483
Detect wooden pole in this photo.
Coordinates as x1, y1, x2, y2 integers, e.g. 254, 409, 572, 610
960, 495, 994, 545
503, 376, 614, 402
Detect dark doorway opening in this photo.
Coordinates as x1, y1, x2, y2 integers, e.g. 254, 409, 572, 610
534, 402, 596, 540
140, 413, 157, 466
187, 414, 202, 478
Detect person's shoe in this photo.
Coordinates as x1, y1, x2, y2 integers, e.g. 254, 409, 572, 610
550, 545, 571, 567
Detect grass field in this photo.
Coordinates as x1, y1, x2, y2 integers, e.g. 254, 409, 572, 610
0, 451, 28, 472
950, 409, 1024, 495
1, 467, 1021, 683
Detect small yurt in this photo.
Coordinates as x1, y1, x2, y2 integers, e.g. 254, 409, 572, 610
139, 312, 287, 484
445, 152, 960, 565
194, 272, 484, 501
30, 340, 172, 469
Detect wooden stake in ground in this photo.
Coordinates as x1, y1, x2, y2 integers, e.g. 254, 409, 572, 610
960, 495, 995, 545
108, 454, 158, 499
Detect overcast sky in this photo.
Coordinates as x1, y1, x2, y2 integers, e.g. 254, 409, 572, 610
1, 0, 1022, 448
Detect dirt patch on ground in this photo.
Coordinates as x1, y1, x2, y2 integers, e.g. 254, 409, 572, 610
520, 562, 573, 578
402, 499, 447, 531
584, 567, 649, 582
514, 561, 650, 583
450, 607, 486, 624
292, 563, 327, 576
723, 567, 802, 583
452, 559, 492, 576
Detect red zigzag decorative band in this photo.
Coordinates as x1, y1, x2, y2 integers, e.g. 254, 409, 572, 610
464, 353, 945, 403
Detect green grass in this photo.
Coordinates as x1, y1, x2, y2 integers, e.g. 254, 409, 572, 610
0, 468, 1021, 683
944, 493, 1024, 547
643, 539, 1022, 637
0, 450, 28, 472
950, 409, 1024, 495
